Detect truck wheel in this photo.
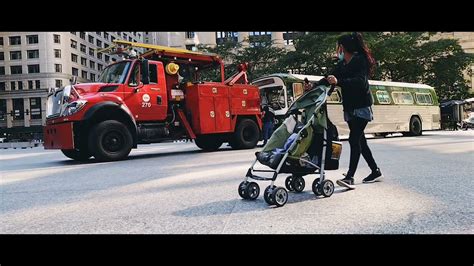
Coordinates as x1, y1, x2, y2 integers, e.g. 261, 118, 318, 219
61, 148, 91, 161
195, 134, 223, 151
88, 120, 133, 162
230, 119, 259, 149
407, 116, 422, 136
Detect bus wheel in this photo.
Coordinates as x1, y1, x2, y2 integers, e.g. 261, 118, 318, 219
230, 119, 259, 149
408, 116, 422, 136
88, 120, 133, 161
195, 134, 223, 151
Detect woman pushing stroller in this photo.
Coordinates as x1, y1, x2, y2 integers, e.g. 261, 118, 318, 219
324, 32, 383, 189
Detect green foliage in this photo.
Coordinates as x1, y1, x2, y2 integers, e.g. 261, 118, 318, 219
197, 32, 473, 100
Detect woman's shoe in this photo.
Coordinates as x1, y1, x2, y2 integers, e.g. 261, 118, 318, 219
363, 168, 383, 183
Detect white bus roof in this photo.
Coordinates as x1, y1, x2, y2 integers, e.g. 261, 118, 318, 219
290, 74, 434, 90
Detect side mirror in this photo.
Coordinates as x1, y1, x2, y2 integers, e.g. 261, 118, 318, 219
141, 59, 150, 85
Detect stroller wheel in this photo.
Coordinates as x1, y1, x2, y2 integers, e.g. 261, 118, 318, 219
285, 176, 295, 191
246, 182, 260, 200
271, 187, 288, 207
312, 178, 322, 196
238, 181, 250, 199
264, 185, 276, 205
292, 176, 305, 193
321, 180, 335, 197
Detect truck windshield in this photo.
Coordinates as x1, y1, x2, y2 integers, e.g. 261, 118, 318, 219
97, 61, 131, 84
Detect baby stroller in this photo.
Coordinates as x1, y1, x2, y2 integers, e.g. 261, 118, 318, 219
238, 84, 342, 207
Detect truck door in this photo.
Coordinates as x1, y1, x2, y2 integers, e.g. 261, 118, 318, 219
123, 61, 168, 121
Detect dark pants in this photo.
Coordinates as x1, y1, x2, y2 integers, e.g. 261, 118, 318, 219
262, 121, 274, 144
346, 117, 378, 177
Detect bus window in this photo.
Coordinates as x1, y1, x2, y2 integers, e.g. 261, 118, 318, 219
415, 93, 433, 105
392, 91, 414, 105
376, 90, 391, 104
292, 83, 304, 99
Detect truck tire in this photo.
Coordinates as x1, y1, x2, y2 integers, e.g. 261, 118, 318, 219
88, 120, 133, 161
405, 116, 422, 136
230, 119, 259, 149
195, 134, 223, 152
61, 148, 91, 161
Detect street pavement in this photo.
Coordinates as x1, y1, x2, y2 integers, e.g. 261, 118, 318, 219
1, 130, 473, 234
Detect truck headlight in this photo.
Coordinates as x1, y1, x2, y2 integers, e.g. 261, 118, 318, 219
62, 100, 87, 117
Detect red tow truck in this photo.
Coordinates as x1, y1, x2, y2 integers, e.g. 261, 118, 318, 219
43, 40, 262, 161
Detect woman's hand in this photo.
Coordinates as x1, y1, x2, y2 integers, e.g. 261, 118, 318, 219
327, 75, 338, 85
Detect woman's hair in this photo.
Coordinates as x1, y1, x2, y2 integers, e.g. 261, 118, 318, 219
337, 32, 376, 77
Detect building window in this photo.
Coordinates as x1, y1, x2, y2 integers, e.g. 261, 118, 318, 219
123, 33, 127, 40
89, 48, 95, 57
0, 52, 3, 61
0, 82, 5, 91
71, 53, 78, 62
0, 37, 3, 46
71, 39, 77, 49
72, 67, 78, 76
11, 81, 16, 90
96, 32, 101, 36
81, 57, 87, 66
55, 64, 62, 73
81, 70, 88, 79
28, 64, 40, 73
216, 32, 238, 44
88, 35, 94, 44
70, 32, 76, 35
30, 97, 42, 119
10, 51, 22, 60
27, 50, 39, 59
96, 39, 102, 48
54, 49, 61, 58
27, 35, 39, 44
12, 99, 24, 120
97, 52, 103, 60
0, 66, 5, 75
89, 61, 95, 69
0, 99, 6, 120
18, 81, 23, 90
185, 32, 195, 39
104, 32, 109, 40
80, 32, 86, 39
80, 44, 86, 53
53, 34, 61, 44
9, 36, 21, 45
185, 44, 196, 51
55, 79, 63, 88
283, 31, 303, 45
10, 66, 23, 74
98, 63, 103, 71
28, 80, 33, 89
35, 80, 41, 88
90, 73, 96, 81
105, 55, 110, 62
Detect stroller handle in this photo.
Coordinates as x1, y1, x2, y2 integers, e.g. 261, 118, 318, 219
327, 84, 336, 96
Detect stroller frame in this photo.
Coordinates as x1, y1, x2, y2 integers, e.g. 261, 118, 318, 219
238, 85, 337, 207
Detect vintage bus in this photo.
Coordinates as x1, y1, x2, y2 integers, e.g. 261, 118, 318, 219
252, 73, 441, 136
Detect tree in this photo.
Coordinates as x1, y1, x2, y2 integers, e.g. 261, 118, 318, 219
198, 38, 287, 82
287, 32, 474, 100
